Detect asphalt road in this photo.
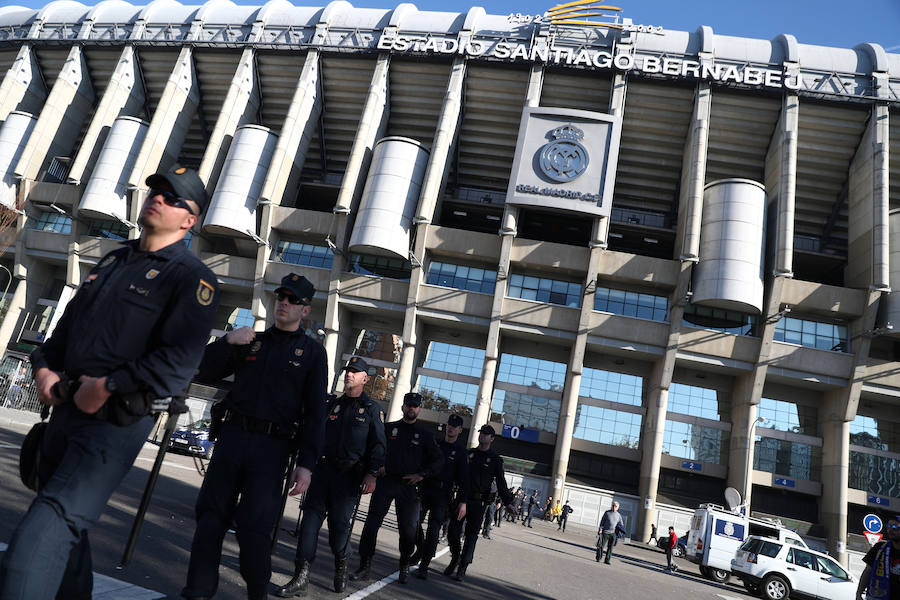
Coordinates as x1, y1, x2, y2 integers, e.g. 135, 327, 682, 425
0, 408, 762, 600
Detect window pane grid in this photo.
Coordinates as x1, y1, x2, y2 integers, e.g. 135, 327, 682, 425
573, 404, 642, 448
668, 382, 730, 421
425, 261, 496, 294
272, 241, 334, 269
662, 420, 728, 464
417, 375, 478, 416
580, 367, 643, 407
497, 353, 566, 391
774, 316, 848, 352
86, 219, 129, 240
594, 286, 667, 322
492, 388, 561, 434
422, 342, 484, 378
508, 273, 581, 308
758, 397, 817, 435
753, 436, 821, 481
348, 253, 411, 280
849, 451, 900, 498
31, 212, 72, 234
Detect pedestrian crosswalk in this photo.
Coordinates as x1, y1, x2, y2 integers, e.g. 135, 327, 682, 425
0, 543, 164, 599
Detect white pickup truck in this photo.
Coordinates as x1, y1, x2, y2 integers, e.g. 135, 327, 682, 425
685, 504, 808, 584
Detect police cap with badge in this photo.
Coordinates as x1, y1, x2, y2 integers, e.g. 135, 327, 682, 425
342, 356, 371, 375
145, 163, 209, 214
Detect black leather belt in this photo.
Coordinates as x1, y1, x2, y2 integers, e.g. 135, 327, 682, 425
225, 413, 296, 439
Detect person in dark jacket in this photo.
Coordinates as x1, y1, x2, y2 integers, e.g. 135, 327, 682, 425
557, 501, 574, 532
0, 165, 218, 600
350, 392, 443, 584
412, 413, 469, 579
522, 490, 538, 527
444, 425, 516, 582
182, 273, 327, 600
276, 356, 386, 597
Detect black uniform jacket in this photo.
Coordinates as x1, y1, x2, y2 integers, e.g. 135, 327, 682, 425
426, 438, 469, 500
382, 419, 444, 479
31, 239, 218, 401
466, 447, 514, 506
322, 391, 386, 476
196, 326, 327, 472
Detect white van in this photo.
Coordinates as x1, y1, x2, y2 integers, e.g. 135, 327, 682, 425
685, 504, 807, 584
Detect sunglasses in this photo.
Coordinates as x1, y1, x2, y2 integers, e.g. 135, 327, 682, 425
148, 188, 196, 215
276, 291, 307, 305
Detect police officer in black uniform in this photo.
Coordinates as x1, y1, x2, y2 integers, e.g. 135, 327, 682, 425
275, 356, 386, 597
182, 273, 327, 600
444, 424, 515, 582
0, 165, 219, 600
412, 413, 469, 579
349, 392, 443, 584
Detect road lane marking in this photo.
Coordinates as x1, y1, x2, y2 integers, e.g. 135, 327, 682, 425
345, 546, 451, 599
717, 595, 746, 600
134, 456, 203, 473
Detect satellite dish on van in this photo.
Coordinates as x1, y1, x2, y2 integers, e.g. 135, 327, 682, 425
724, 487, 742, 511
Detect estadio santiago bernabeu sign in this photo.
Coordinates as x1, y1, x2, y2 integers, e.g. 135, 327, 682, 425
506, 107, 622, 217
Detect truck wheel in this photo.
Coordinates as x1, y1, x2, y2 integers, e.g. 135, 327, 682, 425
708, 568, 730, 583
762, 574, 790, 600
699, 565, 709, 577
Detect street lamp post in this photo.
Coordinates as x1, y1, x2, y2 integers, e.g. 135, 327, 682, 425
739, 416, 767, 514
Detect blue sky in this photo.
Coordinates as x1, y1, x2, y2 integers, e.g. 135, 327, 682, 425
8, 0, 899, 51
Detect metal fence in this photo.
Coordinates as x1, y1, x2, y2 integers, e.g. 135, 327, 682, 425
0, 354, 41, 413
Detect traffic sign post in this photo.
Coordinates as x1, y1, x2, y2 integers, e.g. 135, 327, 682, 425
864, 531, 883, 547
864, 514, 883, 534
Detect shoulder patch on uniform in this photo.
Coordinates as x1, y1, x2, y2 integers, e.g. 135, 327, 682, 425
196, 279, 215, 306
98, 255, 117, 268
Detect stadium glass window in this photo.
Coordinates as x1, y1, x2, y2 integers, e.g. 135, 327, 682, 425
271, 241, 334, 269
85, 219, 130, 240
594, 286, 667, 322
507, 274, 581, 308
31, 211, 72, 234
668, 382, 730, 422
417, 376, 479, 415
227, 308, 254, 331
497, 353, 566, 391
850, 414, 900, 452
683, 303, 757, 336
662, 420, 728, 465
348, 253, 410, 280
425, 261, 496, 294
573, 404, 642, 449
422, 342, 484, 378
753, 436, 821, 481
757, 397, 817, 435
849, 451, 900, 498
492, 388, 561, 434
774, 316, 848, 352
580, 368, 643, 407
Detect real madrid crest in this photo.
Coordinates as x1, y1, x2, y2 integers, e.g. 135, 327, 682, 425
539, 124, 589, 183
196, 279, 214, 307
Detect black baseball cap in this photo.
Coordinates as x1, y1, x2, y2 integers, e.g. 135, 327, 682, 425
145, 164, 208, 213
275, 273, 314, 305
342, 356, 370, 374
479, 424, 496, 436
403, 392, 423, 407
447, 414, 464, 427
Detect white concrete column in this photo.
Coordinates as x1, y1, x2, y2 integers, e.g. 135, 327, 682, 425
128, 47, 199, 188
766, 93, 798, 277
675, 83, 711, 261
821, 391, 851, 566
0, 275, 26, 358
15, 46, 95, 182
67, 46, 145, 185
0, 44, 46, 121
198, 48, 261, 192
260, 50, 321, 205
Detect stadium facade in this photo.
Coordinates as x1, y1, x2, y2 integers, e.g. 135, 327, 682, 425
0, 0, 898, 564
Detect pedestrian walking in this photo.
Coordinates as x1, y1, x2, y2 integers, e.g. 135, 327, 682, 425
664, 526, 679, 572
275, 356, 386, 597
543, 496, 553, 520
596, 501, 623, 564
522, 491, 538, 527
856, 515, 900, 600
481, 482, 498, 539
494, 498, 504, 527
182, 272, 327, 600
412, 413, 468, 580
647, 523, 658, 544
557, 501, 573, 532
0, 165, 219, 600
444, 425, 516, 582
550, 500, 562, 523
349, 392, 443, 584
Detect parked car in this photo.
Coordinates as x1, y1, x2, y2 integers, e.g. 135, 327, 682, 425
731, 535, 855, 600
168, 418, 215, 459
656, 531, 688, 558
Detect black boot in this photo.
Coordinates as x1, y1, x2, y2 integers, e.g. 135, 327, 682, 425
349, 557, 371, 581
443, 556, 459, 577
416, 558, 430, 580
333, 557, 348, 593
398, 560, 409, 584
275, 560, 310, 597
454, 564, 468, 582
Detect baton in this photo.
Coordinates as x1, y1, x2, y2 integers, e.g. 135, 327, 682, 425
271, 450, 299, 554
118, 405, 182, 568
340, 485, 365, 559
